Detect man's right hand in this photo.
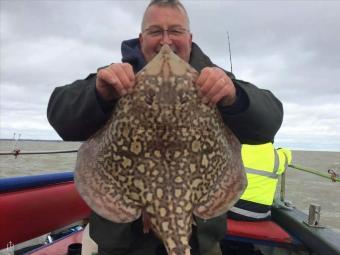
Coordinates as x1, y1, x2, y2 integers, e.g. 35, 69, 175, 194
96, 63, 135, 101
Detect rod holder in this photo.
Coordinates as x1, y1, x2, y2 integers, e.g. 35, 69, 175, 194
304, 203, 324, 228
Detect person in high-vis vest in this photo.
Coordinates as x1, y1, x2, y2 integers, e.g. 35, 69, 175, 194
228, 143, 292, 221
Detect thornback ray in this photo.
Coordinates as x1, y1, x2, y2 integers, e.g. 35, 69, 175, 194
74, 44, 247, 255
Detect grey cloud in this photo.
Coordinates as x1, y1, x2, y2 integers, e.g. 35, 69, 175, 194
1, 1, 144, 50
0, 0, 339, 150
183, 1, 340, 107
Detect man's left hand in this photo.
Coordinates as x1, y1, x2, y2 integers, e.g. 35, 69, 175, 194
195, 67, 236, 106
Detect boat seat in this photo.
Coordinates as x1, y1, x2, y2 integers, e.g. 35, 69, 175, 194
0, 182, 91, 249
0, 173, 296, 251
226, 218, 294, 245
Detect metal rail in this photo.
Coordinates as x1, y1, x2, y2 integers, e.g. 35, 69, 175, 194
0, 150, 78, 157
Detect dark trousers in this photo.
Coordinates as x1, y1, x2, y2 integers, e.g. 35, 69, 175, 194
90, 212, 226, 255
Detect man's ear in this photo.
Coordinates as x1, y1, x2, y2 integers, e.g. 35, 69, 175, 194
139, 33, 143, 45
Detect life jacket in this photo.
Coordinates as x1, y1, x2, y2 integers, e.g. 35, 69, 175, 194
228, 143, 292, 221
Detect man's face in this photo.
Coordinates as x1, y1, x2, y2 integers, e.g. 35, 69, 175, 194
139, 5, 192, 63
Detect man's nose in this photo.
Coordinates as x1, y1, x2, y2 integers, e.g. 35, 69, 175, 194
160, 31, 172, 45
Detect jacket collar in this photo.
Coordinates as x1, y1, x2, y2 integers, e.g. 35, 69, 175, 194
121, 38, 214, 73
121, 38, 146, 73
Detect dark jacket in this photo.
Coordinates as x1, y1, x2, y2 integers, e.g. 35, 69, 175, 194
47, 39, 283, 255
47, 39, 283, 144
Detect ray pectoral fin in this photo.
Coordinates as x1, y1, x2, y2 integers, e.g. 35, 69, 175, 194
193, 161, 247, 220
88, 193, 142, 223
75, 134, 141, 223
76, 169, 142, 222
89, 188, 142, 223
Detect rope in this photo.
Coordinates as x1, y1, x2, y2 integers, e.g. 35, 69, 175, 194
0, 149, 78, 158
289, 164, 340, 182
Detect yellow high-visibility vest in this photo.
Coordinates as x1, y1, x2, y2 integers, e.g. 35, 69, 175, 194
240, 143, 292, 206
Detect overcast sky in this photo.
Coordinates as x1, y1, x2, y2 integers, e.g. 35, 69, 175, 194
1, 0, 339, 151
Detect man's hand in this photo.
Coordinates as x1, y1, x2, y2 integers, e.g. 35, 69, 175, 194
96, 63, 135, 101
195, 67, 236, 106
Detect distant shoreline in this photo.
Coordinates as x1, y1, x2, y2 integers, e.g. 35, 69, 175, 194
0, 138, 63, 142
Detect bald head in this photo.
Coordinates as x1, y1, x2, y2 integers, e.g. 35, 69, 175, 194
141, 0, 190, 31
139, 0, 192, 63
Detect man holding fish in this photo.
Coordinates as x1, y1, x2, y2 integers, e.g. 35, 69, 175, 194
48, 1, 283, 254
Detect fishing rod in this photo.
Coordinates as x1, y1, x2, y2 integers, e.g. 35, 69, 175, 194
289, 164, 340, 183
279, 164, 339, 204
227, 31, 233, 73
11, 133, 21, 151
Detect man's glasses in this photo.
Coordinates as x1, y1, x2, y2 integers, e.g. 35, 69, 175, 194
143, 26, 189, 38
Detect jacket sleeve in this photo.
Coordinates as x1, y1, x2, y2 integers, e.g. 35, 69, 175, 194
189, 42, 283, 144
47, 73, 115, 141
218, 78, 283, 144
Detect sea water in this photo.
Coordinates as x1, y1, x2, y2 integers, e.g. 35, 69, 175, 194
0, 140, 339, 230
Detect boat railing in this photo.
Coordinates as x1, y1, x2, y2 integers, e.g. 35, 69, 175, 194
1, 147, 340, 254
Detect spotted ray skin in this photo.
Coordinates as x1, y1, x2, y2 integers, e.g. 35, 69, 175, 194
75, 45, 247, 255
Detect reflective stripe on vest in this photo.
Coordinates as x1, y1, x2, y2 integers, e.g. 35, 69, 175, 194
229, 206, 271, 219
245, 168, 278, 179
244, 149, 280, 179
